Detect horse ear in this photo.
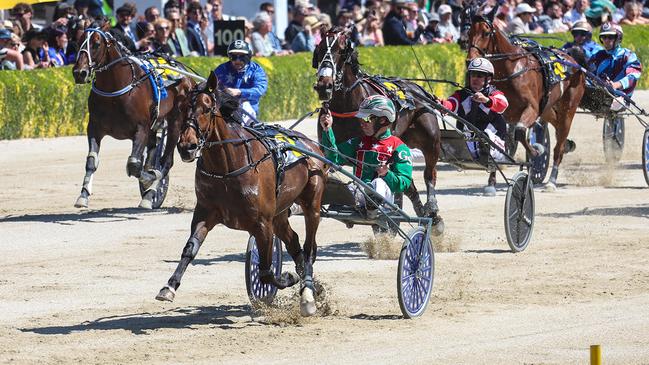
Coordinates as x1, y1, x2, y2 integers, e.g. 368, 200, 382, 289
206, 71, 219, 93
312, 50, 318, 69
486, 4, 498, 22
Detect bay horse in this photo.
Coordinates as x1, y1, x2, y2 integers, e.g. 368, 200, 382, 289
461, 4, 585, 190
313, 26, 443, 230
71, 22, 194, 208
155, 74, 327, 316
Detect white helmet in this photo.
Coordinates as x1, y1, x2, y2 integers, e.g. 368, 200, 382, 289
467, 57, 494, 76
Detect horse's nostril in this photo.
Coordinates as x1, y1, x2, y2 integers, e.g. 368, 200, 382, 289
80, 70, 88, 79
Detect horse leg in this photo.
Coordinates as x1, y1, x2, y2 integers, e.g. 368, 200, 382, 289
74, 123, 102, 208
256, 219, 300, 290
546, 111, 576, 191
299, 193, 323, 316
273, 213, 305, 277
127, 125, 148, 179
514, 106, 545, 157
414, 113, 444, 234
156, 206, 212, 301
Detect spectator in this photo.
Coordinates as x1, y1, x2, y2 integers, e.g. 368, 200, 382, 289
291, 15, 319, 53
152, 18, 175, 56
136, 21, 155, 51
185, 2, 207, 56
0, 28, 25, 70
507, 3, 541, 35
438, 4, 460, 42
285, 4, 309, 46
22, 29, 50, 69
546, 2, 570, 32
166, 9, 190, 57
563, 0, 589, 27
145, 6, 161, 23
259, 2, 286, 52
585, 0, 616, 26
11, 3, 42, 38
493, 4, 511, 31
529, 0, 550, 33
111, 3, 144, 53
206, 0, 234, 54
383, 0, 420, 45
85, 0, 109, 20
213, 40, 268, 122
251, 11, 290, 56
360, 10, 385, 46
422, 12, 448, 43
163, 0, 181, 19
200, 9, 214, 54
619, 1, 649, 24
74, 0, 90, 19
46, 26, 72, 66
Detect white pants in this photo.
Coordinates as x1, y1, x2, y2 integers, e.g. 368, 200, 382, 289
466, 125, 507, 162
348, 178, 394, 208
241, 101, 256, 125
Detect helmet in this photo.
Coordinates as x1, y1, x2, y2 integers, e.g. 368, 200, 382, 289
227, 40, 252, 57
599, 22, 623, 46
467, 57, 494, 76
356, 95, 396, 123
571, 21, 592, 34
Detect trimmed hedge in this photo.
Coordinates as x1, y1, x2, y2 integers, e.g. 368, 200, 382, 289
2, 24, 649, 139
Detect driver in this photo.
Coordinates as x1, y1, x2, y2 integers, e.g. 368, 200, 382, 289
438, 57, 509, 196
589, 22, 642, 111
213, 40, 268, 123
319, 95, 413, 218
561, 21, 603, 63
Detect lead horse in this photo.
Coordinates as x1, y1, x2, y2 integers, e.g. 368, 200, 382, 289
461, 4, 585, 189
313, 26, 443, 230
155, 74, 328, 316
72, 22, 194, 208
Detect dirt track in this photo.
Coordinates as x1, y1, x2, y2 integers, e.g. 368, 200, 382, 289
1, 91, 649, 364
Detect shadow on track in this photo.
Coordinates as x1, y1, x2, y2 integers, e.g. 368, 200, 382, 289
0, 207, 190, 225
539, 204, 649, 219
21, 305, 255, 335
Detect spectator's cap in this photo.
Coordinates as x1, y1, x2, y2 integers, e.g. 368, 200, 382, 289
0, 28, 12, 40
2, 20, 14, 29
116, 2, 137, 16
438, 4, 452, 15
514, 3, 535, 15
425, 11, 440, 22
303, 15, 323, 28
571, 20, 592, 33
392, 0, 411, 7
23, 28, 47, 42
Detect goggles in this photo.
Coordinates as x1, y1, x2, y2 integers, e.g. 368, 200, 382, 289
571, 30, 588, 37
469, 71, 490, 78
360, 115, 381, 123
600, 34, 617, 40
229, 54, 248, 61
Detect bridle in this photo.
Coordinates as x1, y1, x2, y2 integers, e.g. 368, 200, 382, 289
182, 89, 220, 150
77, 28, 131, 75
314, 29, 356, 94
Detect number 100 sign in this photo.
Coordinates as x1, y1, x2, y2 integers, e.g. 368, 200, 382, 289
214, 20, 245, 56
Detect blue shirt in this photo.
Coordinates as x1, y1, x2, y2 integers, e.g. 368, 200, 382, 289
589, 46, 642, 96
561, 39, 604, 62
214, 61, 268, 115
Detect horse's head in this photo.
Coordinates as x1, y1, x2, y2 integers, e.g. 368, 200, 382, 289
312, 26, 357, 102
461, 0, 498, 57
72, 22, 117, 84
466, 12, 498, 62
178, 86, 219, 162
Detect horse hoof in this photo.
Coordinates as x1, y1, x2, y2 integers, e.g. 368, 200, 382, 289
139, 197, 153, 210
565, 139, 576, 154
155, 286, 175, 302
432, 218, 445, 237
126, 157, 142, 178
74, 196, 88, 208
300, 287, 317, 317
483, 185, 497, 197
544, 182, 557, 192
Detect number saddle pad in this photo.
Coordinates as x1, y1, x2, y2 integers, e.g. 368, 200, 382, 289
365, 76, 417, 113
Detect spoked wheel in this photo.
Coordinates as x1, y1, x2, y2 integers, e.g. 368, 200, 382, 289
245, 235, 283, 305
643, 128, 649, 187
397, 226, 434, 319
139, 127, 170, 209
505, 123, 518, 156
504, 171, 535, 252
602, 115, 625, 163
527, 122, 551, 184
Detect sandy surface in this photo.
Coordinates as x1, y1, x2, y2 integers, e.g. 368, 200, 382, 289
1, 91, 648, 364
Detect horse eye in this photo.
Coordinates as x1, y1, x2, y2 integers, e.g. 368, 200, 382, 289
483, 31, 490, 37
91, 42, 99, 50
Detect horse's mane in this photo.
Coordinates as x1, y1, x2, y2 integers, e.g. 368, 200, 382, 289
214, 89, 240, 118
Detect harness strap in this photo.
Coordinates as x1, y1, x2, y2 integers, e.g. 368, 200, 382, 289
330, 110, 358, 118
197, 152, 272, 179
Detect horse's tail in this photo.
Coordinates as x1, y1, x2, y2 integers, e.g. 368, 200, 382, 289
564, 47, 588, 69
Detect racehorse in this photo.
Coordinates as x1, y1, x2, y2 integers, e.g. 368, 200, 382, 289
313, 26, 443, 229
71, 22, 194, 208
155, 73, 328, 316
461, 3, 585, 189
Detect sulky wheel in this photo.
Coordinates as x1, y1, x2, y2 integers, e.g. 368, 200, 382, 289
245, 235, 283, 305
643, 128, 649, 187
504, 171, 535, 252
527, 122, 551, 184
397, 226, 434, 319
139, 127, 170, 209
602, 114, 625, 163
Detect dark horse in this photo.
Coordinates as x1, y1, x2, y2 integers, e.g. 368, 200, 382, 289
155, 74, 328, 316
72, 24, 194, 208
461, 4, 585, 190
313, 26, 443, 230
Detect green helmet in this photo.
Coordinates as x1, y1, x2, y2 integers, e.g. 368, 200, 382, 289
356, 95, 396, 122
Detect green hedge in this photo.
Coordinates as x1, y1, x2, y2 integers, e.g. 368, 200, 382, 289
1, 24, 648, 139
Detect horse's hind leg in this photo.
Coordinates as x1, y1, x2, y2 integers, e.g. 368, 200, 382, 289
273, 212, 305, 277
74, 122, 103, 208
546, 105, 578, 191
126, 124, 148, 178
156, 205, 212, 302
255, 219, 300, 291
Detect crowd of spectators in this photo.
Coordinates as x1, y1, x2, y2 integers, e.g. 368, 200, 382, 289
2, 0, 649, 71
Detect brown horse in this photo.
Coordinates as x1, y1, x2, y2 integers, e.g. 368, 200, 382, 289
155, 74, 328, 316
72, 23, 194, 208
462, 6, 585, 189
313, 26, 443, 230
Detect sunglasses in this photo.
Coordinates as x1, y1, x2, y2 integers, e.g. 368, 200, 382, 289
600, 35, 617, 40
469, 71, 489, 78
156, 26, 169, 30
361, 115, 380, 123
229, 54, 247, 61
571, 31, 588, 37
10, 42, 20, 47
